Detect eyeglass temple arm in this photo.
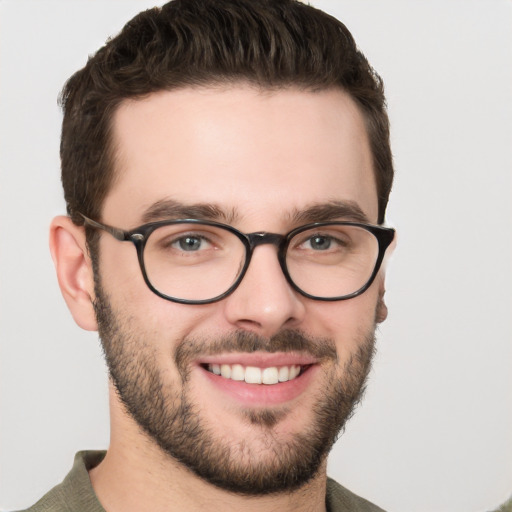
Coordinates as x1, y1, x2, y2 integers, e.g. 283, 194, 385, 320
78, 213, 127, 241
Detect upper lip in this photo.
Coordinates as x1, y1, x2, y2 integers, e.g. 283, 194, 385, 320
197, 352, 318, 368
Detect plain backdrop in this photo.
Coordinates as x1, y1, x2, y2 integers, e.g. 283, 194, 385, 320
1, 1, 511, 511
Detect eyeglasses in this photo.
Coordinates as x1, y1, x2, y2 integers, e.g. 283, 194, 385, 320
81, 214, 395, 305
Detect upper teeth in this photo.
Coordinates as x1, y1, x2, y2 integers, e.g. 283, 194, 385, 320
207, 363, 302, 385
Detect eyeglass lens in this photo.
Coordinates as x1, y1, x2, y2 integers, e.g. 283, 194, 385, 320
142, 222, 380, 302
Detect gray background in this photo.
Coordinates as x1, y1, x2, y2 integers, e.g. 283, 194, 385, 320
1, 1, 511, 510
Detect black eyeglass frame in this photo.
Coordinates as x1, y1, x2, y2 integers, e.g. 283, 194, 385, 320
80, 213, 395, 305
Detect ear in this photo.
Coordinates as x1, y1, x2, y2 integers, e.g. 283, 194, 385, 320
49, 216, 98, 331
375, 284, 388, 324
375, 230, 397, 324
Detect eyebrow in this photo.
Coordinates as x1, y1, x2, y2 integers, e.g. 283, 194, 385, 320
140, 198, 370, 226
141, 199, 238, 224
289, 200, 370, 224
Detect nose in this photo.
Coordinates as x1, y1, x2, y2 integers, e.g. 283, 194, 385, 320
221, 244, 306, 337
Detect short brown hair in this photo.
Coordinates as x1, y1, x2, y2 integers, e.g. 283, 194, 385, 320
59, 0, 393, 228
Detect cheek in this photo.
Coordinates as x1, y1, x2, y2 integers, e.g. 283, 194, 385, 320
99, 238, 145, 297
310, 283, 379, 328
305, 287, 379, 356
98, 239, 217, 341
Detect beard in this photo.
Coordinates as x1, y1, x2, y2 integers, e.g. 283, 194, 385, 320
93, 282, 377, 496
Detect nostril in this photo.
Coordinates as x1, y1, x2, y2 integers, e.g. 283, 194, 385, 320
235, 319, 264, 332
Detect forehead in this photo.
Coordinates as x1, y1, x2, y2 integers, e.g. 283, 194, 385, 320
104, 86, 378, 227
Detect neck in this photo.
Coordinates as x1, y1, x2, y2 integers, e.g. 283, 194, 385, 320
89, 389, 328, 512
90, 450, 328, 512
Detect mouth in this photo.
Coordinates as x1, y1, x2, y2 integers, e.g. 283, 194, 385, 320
203, 363, 311, 385
196, 354, 318, 406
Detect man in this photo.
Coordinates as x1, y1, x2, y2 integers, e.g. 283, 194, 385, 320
25, 0, 395, 510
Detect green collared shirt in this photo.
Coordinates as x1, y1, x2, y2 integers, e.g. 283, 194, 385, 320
21, 451, 386, 512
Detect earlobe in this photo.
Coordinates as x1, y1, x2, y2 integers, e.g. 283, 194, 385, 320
375, 230, 396, 324
49, 216, 98, 331
375, 291, 388, 323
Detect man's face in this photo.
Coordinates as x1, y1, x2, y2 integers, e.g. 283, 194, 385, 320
94, 86, 384, 494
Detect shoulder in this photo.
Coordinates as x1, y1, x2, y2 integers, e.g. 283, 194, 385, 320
490, 495, 512, 512
326, 478, 386, 512
16, 486, 69, 512
16, 451, 106, 512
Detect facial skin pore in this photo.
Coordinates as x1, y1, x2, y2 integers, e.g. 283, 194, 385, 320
51, 86, 388, 512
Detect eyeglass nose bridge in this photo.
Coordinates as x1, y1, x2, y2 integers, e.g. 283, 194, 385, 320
240, 232, 291, 288
246, 232, 286, 249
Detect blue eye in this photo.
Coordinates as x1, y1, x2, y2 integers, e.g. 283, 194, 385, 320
307, 236, 332, 250
174, 236, 207, 251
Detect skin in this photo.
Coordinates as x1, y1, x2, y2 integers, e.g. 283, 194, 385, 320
50, 86, 389, 512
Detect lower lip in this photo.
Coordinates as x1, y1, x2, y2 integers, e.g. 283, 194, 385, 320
198, 365, 318, 406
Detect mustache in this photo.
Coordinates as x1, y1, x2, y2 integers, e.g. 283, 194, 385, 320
175, 329, 338, 374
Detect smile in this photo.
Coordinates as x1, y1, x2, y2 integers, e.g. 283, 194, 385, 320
205, 363, 307, 385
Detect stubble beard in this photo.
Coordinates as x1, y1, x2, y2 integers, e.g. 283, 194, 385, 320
93, 282, 377, 496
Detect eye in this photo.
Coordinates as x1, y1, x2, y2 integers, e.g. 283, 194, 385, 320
304, 235, 332, 250
300, 234, 347, 251
172, 235, 211, 252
